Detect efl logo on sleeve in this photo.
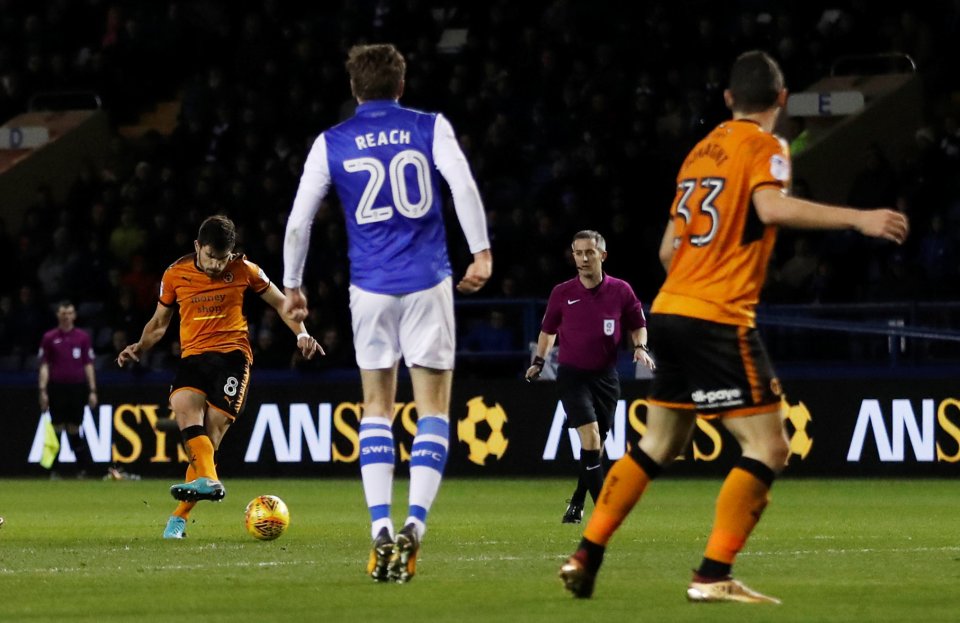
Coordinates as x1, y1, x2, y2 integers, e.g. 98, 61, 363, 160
770, 154, 790, 181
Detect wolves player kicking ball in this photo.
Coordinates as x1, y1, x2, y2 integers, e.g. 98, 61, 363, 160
245, 495, 290, 540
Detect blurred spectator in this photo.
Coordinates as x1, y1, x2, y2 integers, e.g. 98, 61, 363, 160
461, 310, 517, 353
848, 144, 899, 208
10, 285, 48, 356
917, 214, 958, 296
0, 0, 958, 373
779, 237, 820, 300
253, 328, 294, 369
108, 207, 147, 263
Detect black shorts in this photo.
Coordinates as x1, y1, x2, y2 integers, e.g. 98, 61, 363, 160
48, 382, 87, 426
171, 351, 251, 421
647, 314, 782, 417
557, 365, 620, 436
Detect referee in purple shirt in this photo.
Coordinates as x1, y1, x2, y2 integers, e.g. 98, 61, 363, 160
526, 231, 655, 523
38, 300, 98, 477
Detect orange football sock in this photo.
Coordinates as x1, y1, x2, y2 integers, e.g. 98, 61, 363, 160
173, 465, 198, 519
582, 455, 652, 546
703, 466, 770, 565
184, 435, 218, 481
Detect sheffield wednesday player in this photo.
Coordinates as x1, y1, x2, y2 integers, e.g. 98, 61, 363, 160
283, 44, 492, 583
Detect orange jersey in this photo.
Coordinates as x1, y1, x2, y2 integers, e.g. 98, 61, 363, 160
159, 253, 271, 361
651, 119, 791, 327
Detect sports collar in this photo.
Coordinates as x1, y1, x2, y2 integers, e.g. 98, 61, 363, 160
356, 100, 401, 113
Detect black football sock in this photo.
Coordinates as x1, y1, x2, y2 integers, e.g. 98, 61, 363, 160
570, 474, 587, 507
581, 449, 604, 503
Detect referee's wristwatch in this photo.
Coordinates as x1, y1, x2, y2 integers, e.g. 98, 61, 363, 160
634, 343, 649, 353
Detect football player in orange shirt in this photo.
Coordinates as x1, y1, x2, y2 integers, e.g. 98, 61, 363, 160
560, 51, 907, 604
117, 215, 322, 539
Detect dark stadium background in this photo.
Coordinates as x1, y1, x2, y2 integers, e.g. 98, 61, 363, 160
0, 0, 958, 477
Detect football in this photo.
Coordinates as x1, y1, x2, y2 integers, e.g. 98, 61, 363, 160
244, 495, 290, 541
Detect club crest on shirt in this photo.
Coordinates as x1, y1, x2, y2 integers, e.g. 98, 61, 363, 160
603, 319, 615, 336
223, 271, 234, 283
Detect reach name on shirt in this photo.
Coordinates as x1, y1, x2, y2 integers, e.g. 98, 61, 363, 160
354, 129, 412, 150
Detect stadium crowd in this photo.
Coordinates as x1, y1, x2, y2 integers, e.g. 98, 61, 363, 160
1, 0, 959, 373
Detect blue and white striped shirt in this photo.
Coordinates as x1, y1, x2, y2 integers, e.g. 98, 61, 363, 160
284, 100, 489, 294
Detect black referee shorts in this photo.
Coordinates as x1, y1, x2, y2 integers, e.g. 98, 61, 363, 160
556, 364, 620, 436
48, 382, 88, 427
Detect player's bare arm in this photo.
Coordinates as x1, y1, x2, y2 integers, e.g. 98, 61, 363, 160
84, 362, 98, 408
38, 361, 50, 410
117, 304, 174, 367
658, 219, 677, 271
753, 188, 909, 244
282, 286, 309, 323
262, 284, 323, 360
456, 249, 493, 294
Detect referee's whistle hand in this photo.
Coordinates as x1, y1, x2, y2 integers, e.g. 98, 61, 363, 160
634, 351, 656, 371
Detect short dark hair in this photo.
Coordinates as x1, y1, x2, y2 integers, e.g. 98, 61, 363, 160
197, 215, 236, 253
346, 44, 406, 101
57, 300, 75, 311
728, 50, 784, 113
572, 230, 606, 252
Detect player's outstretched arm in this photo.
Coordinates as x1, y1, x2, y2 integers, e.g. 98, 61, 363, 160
117, 303, 173, 367
754, 188, 909, 244
263, 284, 323, 360
853, 208, 910, 243
457, 249, 493, 294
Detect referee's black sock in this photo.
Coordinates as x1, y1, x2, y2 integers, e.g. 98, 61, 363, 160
569, 476, 587, 507
580, 449, 604, 503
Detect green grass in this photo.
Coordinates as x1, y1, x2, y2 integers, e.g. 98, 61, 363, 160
0, 477, 957, 622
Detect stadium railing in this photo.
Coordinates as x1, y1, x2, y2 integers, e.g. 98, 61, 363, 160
1, 300, 957, 384
453, 298, 960, 376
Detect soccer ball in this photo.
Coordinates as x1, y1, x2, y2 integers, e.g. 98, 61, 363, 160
244, 495, 290, 541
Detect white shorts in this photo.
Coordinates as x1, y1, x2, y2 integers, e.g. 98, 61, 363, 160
349, 277, 456, 370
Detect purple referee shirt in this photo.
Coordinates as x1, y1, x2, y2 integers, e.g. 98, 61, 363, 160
541, 274, 646, 372
38, 327, 94, 384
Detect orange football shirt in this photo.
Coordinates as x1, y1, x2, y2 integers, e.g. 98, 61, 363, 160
651, 119, 791, 327
159, 253, 271, 361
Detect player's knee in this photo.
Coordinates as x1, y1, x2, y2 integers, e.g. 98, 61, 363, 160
577, 424, 602, 450
766, 435, 791, 472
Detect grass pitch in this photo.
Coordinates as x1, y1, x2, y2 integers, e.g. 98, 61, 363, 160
0, 477, 956, 622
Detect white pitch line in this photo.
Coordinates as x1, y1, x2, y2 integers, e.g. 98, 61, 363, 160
0, 559, 318, 575
742, 545, 960, 557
